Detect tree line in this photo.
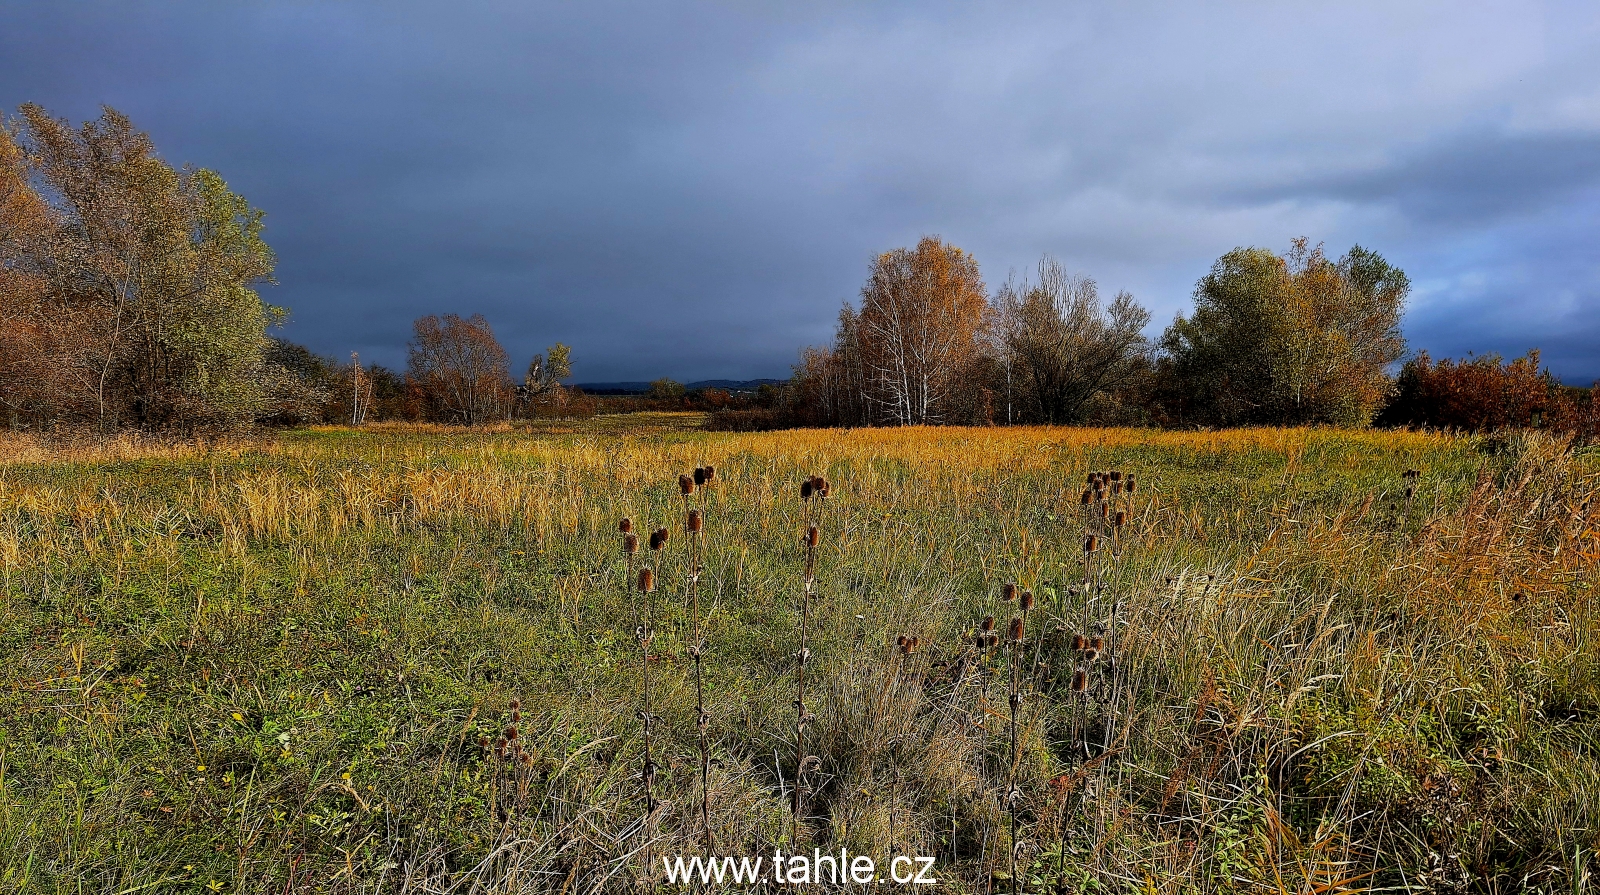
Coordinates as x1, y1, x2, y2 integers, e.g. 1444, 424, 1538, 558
728, 235, 1596, 436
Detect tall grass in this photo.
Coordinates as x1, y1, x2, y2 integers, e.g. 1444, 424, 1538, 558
0, 423, 1595, 892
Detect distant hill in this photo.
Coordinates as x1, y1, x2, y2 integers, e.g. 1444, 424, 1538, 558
571, 378, 785, 395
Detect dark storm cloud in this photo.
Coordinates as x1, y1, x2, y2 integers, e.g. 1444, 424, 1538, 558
3, 1, 1598, 381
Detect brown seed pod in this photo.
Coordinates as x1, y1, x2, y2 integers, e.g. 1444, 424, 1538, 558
624, 533, 638, 554
505, 725, 518, 741
478, 734, 490, 751
1086, 473, 1097, 485
704, 465, 716, 484
1008, 617, 1024, 642
495, 737, 508, 758
618, 517, 632, 534
1083, 648, 1099, 662
1071, 633, 1086, 651
654, 527, 669, 549
1071, 669, 1088, 691
1098, 502, 1109, 519
693, 467, 707, 486
1111, 480, 1123, 495
801, 480, 813, 500
1090, 637, 1104, 651
806, 525, 820, 547
1114, 510, 1126, 527
1002, 582, 1017, 602
1110, 471, 1121, 481
981, 615, 996, 633
1020, 590, 1035, 611
679, 474, 695, 495
1080, 489, 1091, 505
1084, 535, 1098, 553
509, 697, 521, 710
1125, 475, 1136, 493
687, 509, 703, 532
637, 568, 655, 593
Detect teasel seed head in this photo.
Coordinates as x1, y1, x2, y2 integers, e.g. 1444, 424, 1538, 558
1008, 617, 1024, 643
1111, 480, 1123, 495
1126, 475, 1136, 492
1110, 470, 1122, 482
652, 527, 669, 550
1020, 590, 1035, 611
1090, 636, 1104, 651
801, 480, 813, 500
1098, 502, 1109, 519
637, 568, 655, 593
509, 697, 521, 710
1071, 633, 1086, 651
981, 615, 996, 633
495, 737, 508, 758
624, 532, 638, 554
806, 525, 820, 547
679, 474, 695, 495
704, 465, 716, 484
1084, 535, 1098, 553
1002, 582, 1017, 602
1114, 510, 1127, 527
1086, 473, 1097, 485
1071, 668, 1088, 692
618, 517, 632, 534
505, 725, 518, 741
478, 734, 490, 752
1083, 648, 1099, 662
694, 467, 707, 486
687, 509, 703, 532
1080, 489, 1091, 505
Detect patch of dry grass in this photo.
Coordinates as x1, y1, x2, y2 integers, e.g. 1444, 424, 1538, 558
0, 422, 1595, 893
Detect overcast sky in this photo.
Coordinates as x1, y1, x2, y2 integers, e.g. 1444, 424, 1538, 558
4, 1, 1597, 382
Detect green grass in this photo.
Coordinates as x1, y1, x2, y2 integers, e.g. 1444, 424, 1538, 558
1, 422, 1596, 893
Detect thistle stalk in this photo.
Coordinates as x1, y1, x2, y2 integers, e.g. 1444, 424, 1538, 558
683, 470, 714, 852
792, 474, 826, 846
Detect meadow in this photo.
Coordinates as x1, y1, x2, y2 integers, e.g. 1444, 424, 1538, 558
1, 417, 1596, 894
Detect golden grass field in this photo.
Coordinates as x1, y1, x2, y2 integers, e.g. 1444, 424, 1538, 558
1, 417, 1596, 893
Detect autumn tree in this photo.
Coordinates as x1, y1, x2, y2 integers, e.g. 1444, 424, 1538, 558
406, 313, 514, 424
0, 118, 60, 426
994, 256, 1150, 424
2, 104, 281, 431
520, 342, 571, 413
1160, 239, 1408, 426
854, 236, 991, 425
